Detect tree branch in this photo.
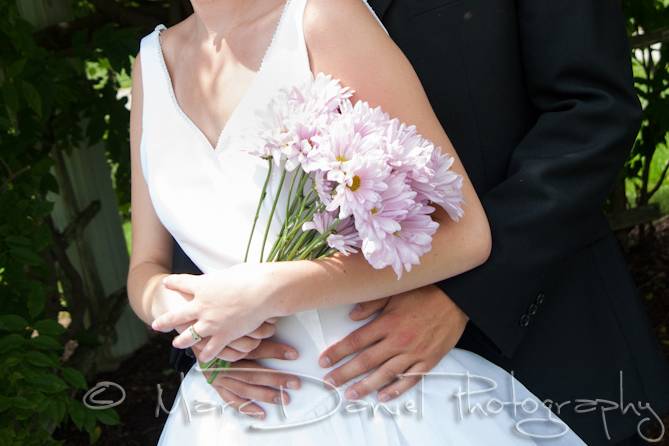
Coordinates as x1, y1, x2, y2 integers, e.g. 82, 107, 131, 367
648, 161, 669, 199
631, 26, 669, 49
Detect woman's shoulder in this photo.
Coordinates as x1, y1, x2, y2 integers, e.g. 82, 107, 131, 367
304, 0, 383, 44
302, 0, 402, 102
149, 15, 195, 60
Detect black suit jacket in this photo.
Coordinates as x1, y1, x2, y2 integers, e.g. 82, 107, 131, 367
169, 0, 669, 443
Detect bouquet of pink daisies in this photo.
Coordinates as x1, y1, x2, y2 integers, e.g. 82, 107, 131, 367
243, 72, 464, 278
202, 73, 465, 382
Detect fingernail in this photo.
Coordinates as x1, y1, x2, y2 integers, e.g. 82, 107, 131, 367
345, 388, 359, 400
284, 350, 298, 360
319, 356, 331, 368
287, 380, 300, 389
378, 393, 390, 402
323, 376, 335, 388
349, 304, 361, 315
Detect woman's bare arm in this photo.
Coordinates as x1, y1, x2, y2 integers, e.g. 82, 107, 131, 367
126, 51, 179, 325
267, 0, 491, 314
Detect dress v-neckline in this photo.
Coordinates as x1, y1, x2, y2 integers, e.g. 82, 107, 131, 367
154, 0, 293, 155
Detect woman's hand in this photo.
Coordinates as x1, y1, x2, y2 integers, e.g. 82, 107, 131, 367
151, 263, 284, 363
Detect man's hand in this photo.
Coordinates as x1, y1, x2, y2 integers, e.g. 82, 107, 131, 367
319, 285, 468, 402
191, 339, 301, 419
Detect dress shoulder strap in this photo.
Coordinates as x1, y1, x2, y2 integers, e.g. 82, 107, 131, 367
260, 0, 311, 82
138, 25, 172, 128
260, 0, 387, 84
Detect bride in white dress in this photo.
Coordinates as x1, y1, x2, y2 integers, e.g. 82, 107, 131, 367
126, 0, 586, 444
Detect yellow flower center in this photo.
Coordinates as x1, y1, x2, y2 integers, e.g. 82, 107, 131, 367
336, 155, 347, 162
371, 207, 379, 215
348, 175, 361, 192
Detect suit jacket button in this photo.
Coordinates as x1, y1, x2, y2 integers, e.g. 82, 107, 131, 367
519, 314, 530, 327
536, 292, 545, 305
528, 303, 538, 316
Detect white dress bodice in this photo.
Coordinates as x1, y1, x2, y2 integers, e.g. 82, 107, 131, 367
139, 1, 586, 444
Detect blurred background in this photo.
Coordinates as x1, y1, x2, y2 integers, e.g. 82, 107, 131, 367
0, 0, 667, 445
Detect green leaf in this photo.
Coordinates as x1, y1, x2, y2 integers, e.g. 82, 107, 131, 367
0, 396, 12, 412
61, 367, 87, 390
7, 58, 26, 78
29, 335, 62, 352
88, 425, 102, 444
2, 82, 19, 126
24, 350, 59, 368
33, 319, 65, 337
9, 246, 42, 266
0, 333, 26, 353
21, 80, 41, 117
68, 400, 86, 431
27, 283, 46, 319
0, 315, 28, 333
12, 396, 38, 411
95, 408, 120, 426
4, 235, 32, 247
31, 373, 67, 394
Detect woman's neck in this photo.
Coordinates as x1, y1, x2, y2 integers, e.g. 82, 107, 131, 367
189, 0, 279, 44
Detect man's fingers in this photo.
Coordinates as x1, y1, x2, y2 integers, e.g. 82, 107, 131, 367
216, 346, 252, 362
212, 384, 266, 419
245, 339, 299, 361
193, 341, 249, 362
376, 361, 429, 403
319, 322, 384, 368
221, 360, 301, 390
214, 376, 290, 405
323, 339, 390, 387
348, 297, 390, 321
227, 336, 261, 353
247, 322, 276, 340
342, 354, 412, 400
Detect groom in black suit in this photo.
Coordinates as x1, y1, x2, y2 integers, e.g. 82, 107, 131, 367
169, 0, 669, 443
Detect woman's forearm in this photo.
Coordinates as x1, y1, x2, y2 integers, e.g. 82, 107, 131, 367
269, 206, 492, 317
126, 261, 171, 325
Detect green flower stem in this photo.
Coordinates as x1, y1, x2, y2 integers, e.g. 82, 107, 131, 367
280, 172, 307, 227
296, 237, 328, 260
266, 213, 291, 262
243, 160, 273, 262
284, 226, 317, 260
260, 169, 287, 262
267, 189, 311, 262
273, 201, 319, 261
200, 358, 230, 384
319, 247, 338, 259
296, 218, 340, 260
266, 172, 308, 262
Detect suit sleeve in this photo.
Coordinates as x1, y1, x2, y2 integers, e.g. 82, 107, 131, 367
436, 0, 642, 358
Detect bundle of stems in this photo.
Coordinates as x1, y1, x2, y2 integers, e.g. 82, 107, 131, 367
201, 160, 340, 384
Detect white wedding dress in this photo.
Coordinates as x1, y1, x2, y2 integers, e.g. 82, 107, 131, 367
139, 1, 586, 444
